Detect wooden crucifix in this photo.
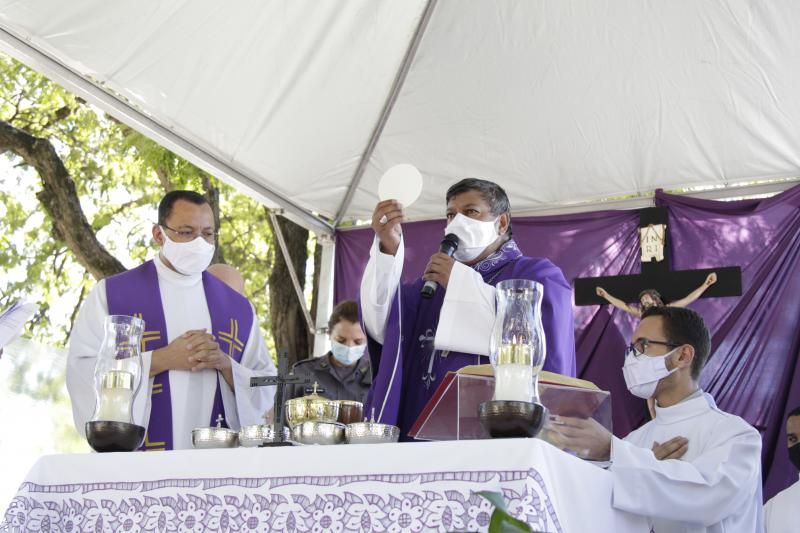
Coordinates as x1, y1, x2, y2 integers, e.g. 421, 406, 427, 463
250, 348, 310, 446
574, 207, 742, 308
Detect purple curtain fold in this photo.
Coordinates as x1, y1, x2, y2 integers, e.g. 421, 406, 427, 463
655, 187, 800, 500
334, 185, 800, 500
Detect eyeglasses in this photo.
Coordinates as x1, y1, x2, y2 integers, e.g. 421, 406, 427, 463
160, 224, 218, 243
629, 338, 682, 355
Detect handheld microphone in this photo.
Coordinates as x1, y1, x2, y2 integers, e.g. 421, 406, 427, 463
421, 233, 459, 299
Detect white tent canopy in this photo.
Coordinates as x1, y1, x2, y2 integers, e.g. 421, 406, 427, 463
2, 0, 800, 235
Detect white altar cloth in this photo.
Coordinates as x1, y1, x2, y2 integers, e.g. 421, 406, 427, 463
2, 439, 647, 532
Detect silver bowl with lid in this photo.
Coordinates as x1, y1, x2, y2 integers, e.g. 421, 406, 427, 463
291, 421, 346, 445
238, 424, 290, 447
192, 415, 238, 449
344, 408, 400, 444
345, 421, 400, 444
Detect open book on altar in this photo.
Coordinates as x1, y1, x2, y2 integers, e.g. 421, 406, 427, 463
408, 364, 612, 443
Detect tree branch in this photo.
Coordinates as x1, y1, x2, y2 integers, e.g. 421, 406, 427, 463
0, 120, 125, 279
156, 165, 174, 192
104, 195, 151, 223
65, 281, 88, 342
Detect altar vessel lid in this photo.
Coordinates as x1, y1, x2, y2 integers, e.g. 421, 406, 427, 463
285, 381, 340, 425
378, 164, 423, 208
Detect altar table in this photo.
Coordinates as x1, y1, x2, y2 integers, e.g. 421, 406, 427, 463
2, 438, 647, 532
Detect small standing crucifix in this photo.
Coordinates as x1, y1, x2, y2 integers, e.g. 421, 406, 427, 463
574, 207, 742, 308
250, 348, 310, 446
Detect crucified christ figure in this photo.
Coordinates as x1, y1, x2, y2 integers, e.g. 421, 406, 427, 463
595, 272, 717, 318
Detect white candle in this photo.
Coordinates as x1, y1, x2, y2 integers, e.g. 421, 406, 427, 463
96, 388, 133, 422
95, 370, 134, 423
494, 363, 534, 402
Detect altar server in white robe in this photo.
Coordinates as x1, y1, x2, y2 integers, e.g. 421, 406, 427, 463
764, 406, 800, 533
552, 306, 764, 533
67, 190, 276, 450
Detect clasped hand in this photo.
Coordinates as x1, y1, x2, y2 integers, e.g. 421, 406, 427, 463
151, 329, 231, 376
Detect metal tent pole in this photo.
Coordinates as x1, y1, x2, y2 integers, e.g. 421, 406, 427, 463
267, 210, 316, 336
332, 0, 439, 227
312, 234, 336, 356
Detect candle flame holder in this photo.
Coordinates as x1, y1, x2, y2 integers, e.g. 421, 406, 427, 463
480, 279, 547, 439
86, 315, 146, 452
86, 420, 146, 453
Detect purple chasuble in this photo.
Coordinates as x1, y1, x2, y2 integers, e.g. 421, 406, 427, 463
105, 260, 253, 450
364, 240, 576, 439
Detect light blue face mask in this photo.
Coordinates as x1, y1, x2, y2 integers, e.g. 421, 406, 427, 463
331, 341, 366, 366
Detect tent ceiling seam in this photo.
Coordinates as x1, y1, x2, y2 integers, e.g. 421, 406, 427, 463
332, 0, 439, 227
332, 178, 800, 230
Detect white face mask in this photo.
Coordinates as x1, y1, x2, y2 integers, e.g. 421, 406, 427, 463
444, 213, 500, 262
160, 229, 215, 276
330, 341, 366, 366
621, 346, 679, 399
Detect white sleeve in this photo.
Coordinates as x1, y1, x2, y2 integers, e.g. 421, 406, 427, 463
359, 235, 404, 344
763, 499, 774, 533
434, 261, 496, 356
66, 280, 153, 433
610, 424, 763, 526
219, 305, 277, 429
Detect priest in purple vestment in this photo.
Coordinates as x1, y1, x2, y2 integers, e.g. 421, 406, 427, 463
361, 178, 576, 438
67, 190, 276, 450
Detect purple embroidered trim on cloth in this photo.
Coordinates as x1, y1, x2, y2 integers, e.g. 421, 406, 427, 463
3, 468, 561, 533
473, 239, 522, 274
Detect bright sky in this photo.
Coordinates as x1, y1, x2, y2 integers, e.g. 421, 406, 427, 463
0, 338, 89, 511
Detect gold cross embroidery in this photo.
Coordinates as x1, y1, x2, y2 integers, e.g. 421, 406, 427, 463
218, 318, 245, 357
133, 313, 161, 352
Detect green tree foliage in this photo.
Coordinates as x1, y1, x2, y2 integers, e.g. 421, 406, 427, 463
1, 52, 314, 457
0, 53, 281, 349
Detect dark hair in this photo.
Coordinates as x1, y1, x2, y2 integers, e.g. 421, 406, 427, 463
328, 300, 359, 332
638, 289, 664, 306
788, 406, 800, 419
446, 178, 512, 236
158, 190, 209, 226
641, 306, 711, 380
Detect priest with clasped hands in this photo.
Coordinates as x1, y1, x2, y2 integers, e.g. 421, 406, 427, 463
67, 190, 276, 450
361, 178, 576, 439
552, 306, 763, 533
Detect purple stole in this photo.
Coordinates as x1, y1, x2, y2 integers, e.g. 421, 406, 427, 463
365, 240, 577, 438
106, 260, 253, 451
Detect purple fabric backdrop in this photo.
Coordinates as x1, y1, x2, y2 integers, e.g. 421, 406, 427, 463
334, 185, 800, 500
